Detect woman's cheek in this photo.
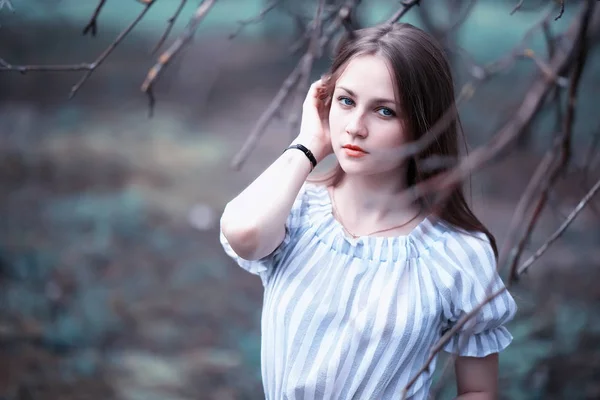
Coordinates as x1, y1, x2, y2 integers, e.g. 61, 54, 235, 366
328, 109, 344, 137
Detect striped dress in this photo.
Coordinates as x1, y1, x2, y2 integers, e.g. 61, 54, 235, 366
220, 183, 517, 400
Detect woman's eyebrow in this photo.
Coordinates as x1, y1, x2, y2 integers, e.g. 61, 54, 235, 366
337, 86, 396, 105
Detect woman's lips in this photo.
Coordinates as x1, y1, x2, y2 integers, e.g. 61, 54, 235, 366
342, 145, 367, 158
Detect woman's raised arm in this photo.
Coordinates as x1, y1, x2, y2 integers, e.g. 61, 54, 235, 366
220, 79, 332, 260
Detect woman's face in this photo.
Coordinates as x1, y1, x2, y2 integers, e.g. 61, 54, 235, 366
328, 54, 409, 178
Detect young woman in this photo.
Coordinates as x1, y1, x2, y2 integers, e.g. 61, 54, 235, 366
220, 23, 517, 400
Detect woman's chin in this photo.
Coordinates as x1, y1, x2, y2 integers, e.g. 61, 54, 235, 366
338, 160, 372, 176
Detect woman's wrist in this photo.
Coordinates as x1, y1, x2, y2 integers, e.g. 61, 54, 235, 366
290, 137, 328, 164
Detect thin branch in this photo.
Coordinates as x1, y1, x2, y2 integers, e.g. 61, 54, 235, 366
518, 177, 600, 275
582, 128, 600, 184
542, 18, 565, 131
230, 0, 362, 170
287, 0, 327, 133
497, 151, 554, 277
82, 0, 108, 37
505, 166, 558, 284
508, 0, 592, 284
0, 0, 14, 12
521, 49, 568, 87
141, 0, 218, 115
446, 0, 479, 33
0, 59, 93, 72
510, 0, 526, 15
229, 0, 280, 40
401, 0, 596, 394
71, 0, 156, 99
404, 178, 600, 399
230, 63, 303, 169
152, 0, 188, 54
400, 0, 590, 209
287, 6, 340, 56
393, 4, 561, 168
339, 5, 356, 35
386, 0, 421, 25
0, 0, 156, 100
401, 287, 508, 399
555, 0, 565, 21
393, 82, 474, 161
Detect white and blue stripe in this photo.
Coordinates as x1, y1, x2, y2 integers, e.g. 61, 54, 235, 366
220, 183, 517, 400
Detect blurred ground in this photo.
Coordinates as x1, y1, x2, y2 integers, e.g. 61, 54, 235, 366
1, 12, 600, 400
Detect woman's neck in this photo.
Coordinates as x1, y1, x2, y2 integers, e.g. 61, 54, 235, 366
332, 171, 421, 229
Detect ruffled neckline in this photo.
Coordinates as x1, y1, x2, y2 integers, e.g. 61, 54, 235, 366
304, 184, 449, 262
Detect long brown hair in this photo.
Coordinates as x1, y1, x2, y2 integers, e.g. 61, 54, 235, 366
309, 23, 498, 257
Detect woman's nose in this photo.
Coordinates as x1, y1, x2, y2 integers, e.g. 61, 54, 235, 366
345, 112, 368, 138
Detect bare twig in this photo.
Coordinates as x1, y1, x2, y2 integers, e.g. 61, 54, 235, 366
401, 0, 596, 394
541, 18, 565, 131
141, 0, 217, 115
82, 0, 108, 37
582, 128, 600, 184
152, 0, 188, 54
0, 0, 157, 100
401, 288, 508, 399
498, 152, 554, 276
230, 63, 303, 169
0, 0, 14, 12
510, 0, 526, 15
392, 3, 562, 170
71, 0, 156, 99
518, 176, 600, 275
406, 176, 600, 399
508, 0, 592, 284
230, 0, 362, 170
555, 0, 565, 21
521, 49, 569, 87
386, 0, 421, 24
229, 0, 280, 40
287, 0, 327, 133
0, 59, 92, 73
401, 0, 590, 210
446, 0, 479, 33
287, 6, 340, 56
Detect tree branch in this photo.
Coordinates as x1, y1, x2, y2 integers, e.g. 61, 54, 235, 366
507, 0, 592, 284
287, 0, 327, 133
401, 0, 596, 395
518, 176, 600, 276
401, 0, 590, 210
555, 0, 566, 21
0, 0, 14, 13
152, 0, 188, 54
0, 0, 157, 100
82, 0, 108, 37
141, 0, 217, 115
229, 0, 281, 40
386, 0, 421, 25
230, 0, 363, 170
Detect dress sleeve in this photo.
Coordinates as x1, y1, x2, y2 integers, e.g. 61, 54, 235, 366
219, 184, 308, 285
435, 231, 518, 357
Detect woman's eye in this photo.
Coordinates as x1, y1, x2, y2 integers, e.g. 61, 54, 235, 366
377, 107, 395, 117
338, 96, 354, 106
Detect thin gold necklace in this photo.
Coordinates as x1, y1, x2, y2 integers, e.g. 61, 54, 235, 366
330, 188, 423, 238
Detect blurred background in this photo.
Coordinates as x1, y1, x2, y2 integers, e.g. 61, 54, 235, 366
0, 0, 599, 399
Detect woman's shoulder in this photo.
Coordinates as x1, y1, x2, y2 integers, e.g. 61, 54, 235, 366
424, 222, 497, 281
414, 217, 494, 264
287, 183, 331, 226
295, 183, 331, 210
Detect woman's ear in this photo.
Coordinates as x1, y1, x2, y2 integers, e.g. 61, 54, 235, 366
317, 73, 334, 116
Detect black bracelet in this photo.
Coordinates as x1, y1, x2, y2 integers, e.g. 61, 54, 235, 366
284, 144, 318, 170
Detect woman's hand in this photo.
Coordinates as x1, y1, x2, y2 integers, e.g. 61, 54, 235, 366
293, 78, 333, 164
